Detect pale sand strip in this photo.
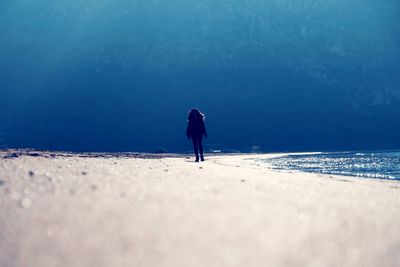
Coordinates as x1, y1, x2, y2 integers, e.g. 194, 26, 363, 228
0, 152, 399, 267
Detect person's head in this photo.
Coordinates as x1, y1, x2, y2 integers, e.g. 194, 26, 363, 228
188, 108, 204, 120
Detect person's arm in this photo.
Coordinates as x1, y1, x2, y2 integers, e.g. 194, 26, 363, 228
202, 120, 208, 138
186, 121, 191, 139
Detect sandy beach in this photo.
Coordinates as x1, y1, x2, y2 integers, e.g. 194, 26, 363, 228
0, 150, 399, 267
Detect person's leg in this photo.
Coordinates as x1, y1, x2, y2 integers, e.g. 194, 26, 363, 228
192, 138, 199, 161
198, 137, 204, 161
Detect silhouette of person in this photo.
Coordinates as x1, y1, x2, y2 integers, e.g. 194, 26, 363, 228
186, 108, 208, 162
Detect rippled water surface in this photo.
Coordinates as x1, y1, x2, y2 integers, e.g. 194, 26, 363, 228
263, 151, 400, 180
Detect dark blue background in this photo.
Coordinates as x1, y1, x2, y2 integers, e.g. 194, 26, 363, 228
1, 0, 399, 152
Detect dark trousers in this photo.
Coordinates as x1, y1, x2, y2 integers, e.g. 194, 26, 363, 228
191, 136, 203, 158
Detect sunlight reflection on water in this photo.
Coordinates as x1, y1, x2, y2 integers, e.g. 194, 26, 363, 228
262, 151, 400, 180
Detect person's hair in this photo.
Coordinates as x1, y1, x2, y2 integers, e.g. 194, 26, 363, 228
188, 108, 205, 121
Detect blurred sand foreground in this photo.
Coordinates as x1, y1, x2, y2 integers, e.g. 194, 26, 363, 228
0, 150, 399, 267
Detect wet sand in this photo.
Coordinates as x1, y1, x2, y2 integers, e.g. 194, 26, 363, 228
0, 150, 399, 267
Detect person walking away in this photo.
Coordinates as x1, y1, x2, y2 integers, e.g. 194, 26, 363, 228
186, 108, 208, 162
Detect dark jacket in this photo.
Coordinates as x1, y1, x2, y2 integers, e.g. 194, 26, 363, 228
186, 117, 207, 139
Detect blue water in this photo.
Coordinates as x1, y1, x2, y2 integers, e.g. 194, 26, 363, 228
1, 1, 400, 152
262, 151, 400, 180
